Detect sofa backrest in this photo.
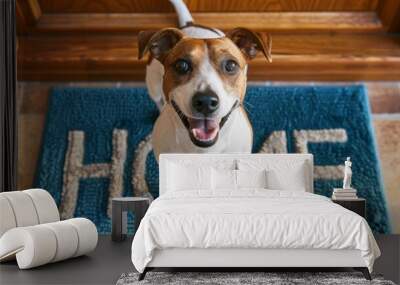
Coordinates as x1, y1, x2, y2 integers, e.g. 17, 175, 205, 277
159, 154, 314, 195
0, 189, 60, 238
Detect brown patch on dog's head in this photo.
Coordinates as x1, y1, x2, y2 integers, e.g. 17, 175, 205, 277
226, 28, 272, 62
205, 37, 249, 101
138, 30, 156, 61
138, 27, 272, 104
138, 28, 271, 102
161, 33, 268, 103
162, 38, 207, 102
138, 28, 184, 62
159, 37, 255, 102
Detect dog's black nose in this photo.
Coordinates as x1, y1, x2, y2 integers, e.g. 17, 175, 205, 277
192, 90, 219, 115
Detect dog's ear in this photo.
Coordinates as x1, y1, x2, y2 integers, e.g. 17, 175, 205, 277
138, 28, 184, 61
226, 28, 272, 62
138, 30, 156, 60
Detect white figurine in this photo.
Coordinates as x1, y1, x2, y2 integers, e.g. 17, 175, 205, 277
343, 157, 352, 189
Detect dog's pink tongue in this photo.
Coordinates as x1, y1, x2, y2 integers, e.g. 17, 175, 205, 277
188, 118, 219, 141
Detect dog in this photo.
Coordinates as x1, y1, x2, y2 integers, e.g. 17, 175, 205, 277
138, 0, 272, 160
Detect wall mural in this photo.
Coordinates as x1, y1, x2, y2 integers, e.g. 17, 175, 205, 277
35, 86, 391, 233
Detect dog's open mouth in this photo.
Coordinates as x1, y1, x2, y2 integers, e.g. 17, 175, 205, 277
171, 100, 239, 148
188, 117, 220, 147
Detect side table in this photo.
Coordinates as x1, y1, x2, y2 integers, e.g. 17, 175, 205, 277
332, 198, 366, 218
111, 197, 151, 242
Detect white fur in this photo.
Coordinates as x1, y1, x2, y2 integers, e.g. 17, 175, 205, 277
146, 60, 165, 110
169, 0, 194, 27
181, 26, 224, 38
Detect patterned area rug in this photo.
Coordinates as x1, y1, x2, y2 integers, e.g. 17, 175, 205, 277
35, 85, 390, 233
116, 272, 395, 285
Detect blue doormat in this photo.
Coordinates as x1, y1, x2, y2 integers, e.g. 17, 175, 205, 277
35, 86, 391, 234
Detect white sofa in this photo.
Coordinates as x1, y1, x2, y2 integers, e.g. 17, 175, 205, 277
0, 189, 98, 269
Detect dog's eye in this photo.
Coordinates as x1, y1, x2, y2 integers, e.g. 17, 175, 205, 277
174, 59, 192, 75
222, 60, 238, 74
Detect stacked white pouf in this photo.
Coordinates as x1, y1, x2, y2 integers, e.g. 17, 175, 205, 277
0, 189, 98, 269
